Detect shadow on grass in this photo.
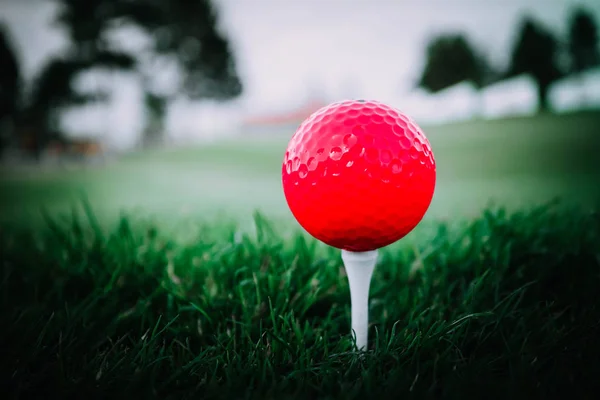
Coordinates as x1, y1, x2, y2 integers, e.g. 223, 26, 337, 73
1, 199, 599, 399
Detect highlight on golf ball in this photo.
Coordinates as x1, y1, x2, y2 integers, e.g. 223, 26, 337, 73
281, 99, 436, 252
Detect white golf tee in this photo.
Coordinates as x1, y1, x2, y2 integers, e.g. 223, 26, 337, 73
341, 249, 378, 351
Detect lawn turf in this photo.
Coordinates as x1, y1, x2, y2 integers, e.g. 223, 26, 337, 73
1, 111, 599, 230
1, 202, 600, 398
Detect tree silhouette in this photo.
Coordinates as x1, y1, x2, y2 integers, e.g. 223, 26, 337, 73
418, 33, 490, 93
119, 0, 243, 100
120, 0, 244, 146
568, 7, 599, 74
0, 23, 21, 152
25, 0, 243, 156
28, 59, 109, 151
506, 17, 563, 112
23, 0, 138, 159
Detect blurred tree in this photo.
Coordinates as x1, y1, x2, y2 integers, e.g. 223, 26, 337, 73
0, 22, 21, 153
506, 17, 563, 112
567, 7, 599, 74
119, 0, 243, 146
118, 0, 243, 100
24, 0, 243, 156
418, 34, 490, 93
25, 59, 105, 160
22, 0, 137, 159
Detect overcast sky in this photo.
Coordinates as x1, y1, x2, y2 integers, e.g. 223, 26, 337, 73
1, 0, 600, 113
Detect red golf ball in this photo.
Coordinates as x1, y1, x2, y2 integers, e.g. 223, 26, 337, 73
281, 99, 436, 252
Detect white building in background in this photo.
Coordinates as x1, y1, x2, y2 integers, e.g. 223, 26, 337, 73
549, 66, 600, 113
480, 74, 539, 119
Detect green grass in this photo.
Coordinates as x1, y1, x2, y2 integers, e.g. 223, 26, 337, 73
1, 111, 600, 229
2, 111, 600, 397
2, 201, 600, 398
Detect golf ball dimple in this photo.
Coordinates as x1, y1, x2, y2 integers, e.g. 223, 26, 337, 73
282, 99, 436, 252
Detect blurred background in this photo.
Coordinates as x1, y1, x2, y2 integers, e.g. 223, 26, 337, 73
0, 0, 599, 229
